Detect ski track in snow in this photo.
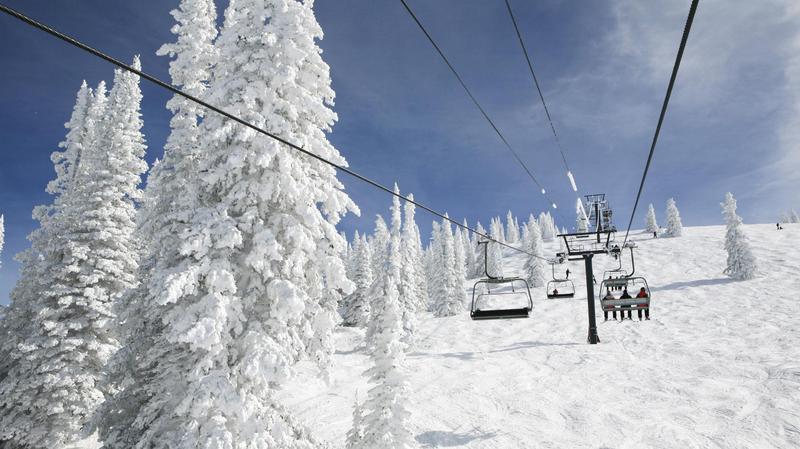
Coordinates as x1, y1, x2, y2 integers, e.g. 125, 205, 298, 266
282, 225, 800, 448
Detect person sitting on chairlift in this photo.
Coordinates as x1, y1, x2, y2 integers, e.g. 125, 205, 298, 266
619, 287, 633, 320
636, 287, 650, 320
552, 288, 559, 296
603, 289, 617, 321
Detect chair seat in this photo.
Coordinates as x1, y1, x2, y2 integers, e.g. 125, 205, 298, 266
470, 308, 530, 320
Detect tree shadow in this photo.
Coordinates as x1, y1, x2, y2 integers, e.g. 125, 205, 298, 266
653, 277, 735, 292
416, 428, 497, 447
410, 341, 578, 360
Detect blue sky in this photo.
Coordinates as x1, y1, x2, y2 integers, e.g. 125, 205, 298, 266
1, 0, 799, 303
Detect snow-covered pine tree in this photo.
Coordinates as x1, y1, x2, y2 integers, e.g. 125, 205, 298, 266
401, 193, 427, 313
389, 184, 416, 343
346, 394, 366, 448
112, 1, 357, 446
424, 222, 441, 307
0, 81, 93, 446
523, 220, 546, 288
1, 60, 147, 448
99, 4, 218, 445
576, 198, 589, 232
342, 234, 373, 327
506, 210, 520, 244
461, 219, 477, 279
371, 215, 390, 277
665, 198, 683, 237
645, 203, 659, 233
351, 277, 416, 449
432, 217, 462, 317
721, 193, 757, 280
487, 217, 505, 278
538, 212, 554, 240
495, 216, 506, 243
472, 221, 487, 276
452, 224, 468, 305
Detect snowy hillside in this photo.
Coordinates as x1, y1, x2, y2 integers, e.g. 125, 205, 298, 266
281, 224, 800, 448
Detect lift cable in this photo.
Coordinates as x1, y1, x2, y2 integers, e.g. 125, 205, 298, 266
0, 2, 555, 263
621, 0, 699, 247
398, 0, 566, 219
504, 0, 580, 196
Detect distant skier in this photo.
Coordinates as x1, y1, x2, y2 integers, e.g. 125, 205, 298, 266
565, 268, 571, 279
636, 287, 650, 320
653, 231, 658, 238
777, 223, 783, 230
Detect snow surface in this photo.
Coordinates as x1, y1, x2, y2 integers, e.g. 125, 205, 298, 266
280, 224, 800, 448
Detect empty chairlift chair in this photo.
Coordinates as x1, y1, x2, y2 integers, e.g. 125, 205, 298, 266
470, 241, 533, 320
546, 262, 575, 299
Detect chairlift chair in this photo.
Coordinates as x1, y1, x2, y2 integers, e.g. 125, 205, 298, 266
598, 276, 651, 318
470, 241, 533, 320
546, 261, 575, 299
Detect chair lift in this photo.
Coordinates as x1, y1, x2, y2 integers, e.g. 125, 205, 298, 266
470, 241, 533, 320
598, 243, 652, 319
546, 261, 576, 299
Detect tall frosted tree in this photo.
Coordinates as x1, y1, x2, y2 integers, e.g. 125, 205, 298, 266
401, 193, 427, 313
371, 215, 390, 277
342, 234, 373, 327
1, 58, 147, 448
538, 211, 555, 240
472, 221, 487, 276
349, 278, 416, 449
111, 1, 357, 447
461, 219, 477, 279
487, 217, 505, 278
645, 203, 659, 233
452, 225, 468, 304
576, 198, 589, 232
424, 222, 441, 306
523, 221, 546, 288
99, 3, 218, 445
431, 217, 462, 317
664, 198, 683, 237
721, 193, 757, 280
506, 210, 520, 244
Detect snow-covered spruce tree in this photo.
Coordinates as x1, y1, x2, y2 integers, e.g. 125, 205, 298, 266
424, 222, 441, 306
452, 224, 468, 305
346, 395, 366, 448
342, 233, 373, 327
371, 215, 390, 278
523, 220, 546, 288
722, 193, 757, 280
538, 211, 554, 240
645, 203, 659, 233
471, 221, 486, 276
345, 230, 360, 281
351, 278, 416, 449
0, 81, 94, 444
432, 216, 463, 317
461, 219, 477, 279
401, 193, 427, 313
1, 61, 147, 448
366, 223, 402, 350
506, 210, 519, 244
389, 184, 415, 343
99, 3, 218, 445
487, 217, 505, 278
664, 197, 683, 237
112, 1, 357, 447
576, 198, 589, 232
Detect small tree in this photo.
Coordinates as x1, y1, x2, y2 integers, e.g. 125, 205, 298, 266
722, 193, 757, 280
431, 217, 462, 317
523, 221, 546, 288
350, 278, 416, 449
665, 198, 683, 237
343, 234, 373, 327
487, 218, 505, 278
461, 219, 477, 279
506, 210, 520, 243
645, 203, 659, 233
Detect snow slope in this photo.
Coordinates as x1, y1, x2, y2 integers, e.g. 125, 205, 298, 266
281, 224, 800, 448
